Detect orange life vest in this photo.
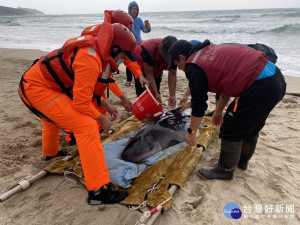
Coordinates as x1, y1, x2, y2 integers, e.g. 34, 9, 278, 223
81, 16, 125, 104
81, 12, 142, 80
39, 21, 118, 102
81, 10, 114, 36
39, 35, 99, 99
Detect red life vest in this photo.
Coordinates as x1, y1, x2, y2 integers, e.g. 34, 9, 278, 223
133, 38, 169, 78
81, 18, 120, 104
81, 10, 114, 36
39, 35, 99, 99
39, 21, 118, 101
81, 24, 101, 37
186, 44, 269, 97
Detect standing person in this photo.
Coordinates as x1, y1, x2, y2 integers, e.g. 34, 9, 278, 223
125, 1, 151, 87
133, 36, 178, 107
18, 22, 136, 204
169, 40, 286, 180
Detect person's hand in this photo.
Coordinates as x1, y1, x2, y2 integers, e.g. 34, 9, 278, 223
212, 110, 223, 126
178, 101, 191, 110
177, 94, 190, 109
106, 104, 119, 121
168, 96, 176, 109
120, 95, 132, 112
138, 75, 150, 88
96, 114, 111, 133
185, 133, 197, 146
144, 20, 151, 32
179, 96, 188, 105
154, 92, 162, 105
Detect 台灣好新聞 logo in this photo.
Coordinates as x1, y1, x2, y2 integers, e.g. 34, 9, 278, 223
223, 202, 242, 219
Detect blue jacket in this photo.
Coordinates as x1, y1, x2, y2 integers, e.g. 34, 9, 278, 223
128, 1, 149, 44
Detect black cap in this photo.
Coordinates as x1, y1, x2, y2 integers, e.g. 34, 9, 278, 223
168, 40, 192, 69
160, 35, 177, 63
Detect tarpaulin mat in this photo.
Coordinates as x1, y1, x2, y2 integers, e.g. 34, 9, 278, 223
45, 116, 219, 211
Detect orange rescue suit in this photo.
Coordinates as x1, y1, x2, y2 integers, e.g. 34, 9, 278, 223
19, 22, 117, 191
80, 14, 142, 132
81, 11, 143, 81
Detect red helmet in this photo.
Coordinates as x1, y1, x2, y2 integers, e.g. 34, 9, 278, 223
111, 23, 136, 52
111, 10, 134, 30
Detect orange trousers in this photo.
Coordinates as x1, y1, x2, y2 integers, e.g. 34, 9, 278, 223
65, 104, 107, 143
21, 81, 110, 191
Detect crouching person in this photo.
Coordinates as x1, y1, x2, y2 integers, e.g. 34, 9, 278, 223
18, 22, 135, 204
169, 40, 286, 180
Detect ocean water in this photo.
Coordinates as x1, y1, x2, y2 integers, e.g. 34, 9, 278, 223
0, 8, 299, 77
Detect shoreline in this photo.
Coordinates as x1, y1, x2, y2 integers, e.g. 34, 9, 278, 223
1, 47, 298, 94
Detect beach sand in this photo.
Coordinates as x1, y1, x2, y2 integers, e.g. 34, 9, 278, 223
0, 48, 299, 225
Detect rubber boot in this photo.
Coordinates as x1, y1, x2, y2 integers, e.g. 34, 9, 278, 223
238, 135, 258, 170
45, 150, 68, 161
198, 140, 242, 180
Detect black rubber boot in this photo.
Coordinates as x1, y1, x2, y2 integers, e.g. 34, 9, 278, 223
197, 163, 235, 180
45, 150, 68, 161
198, 140, 242, 180
87, 184, 129, 205
238, 135, 258, 170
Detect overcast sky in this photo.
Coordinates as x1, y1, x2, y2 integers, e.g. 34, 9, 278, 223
0, 0, 299, 14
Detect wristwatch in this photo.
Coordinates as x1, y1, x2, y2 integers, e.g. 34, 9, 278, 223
187, 128, 196, 135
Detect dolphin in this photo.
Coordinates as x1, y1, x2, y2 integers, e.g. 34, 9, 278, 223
121, 108, 191, 163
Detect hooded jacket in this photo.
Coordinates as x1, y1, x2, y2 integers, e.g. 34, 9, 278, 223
128, 1, 149, 44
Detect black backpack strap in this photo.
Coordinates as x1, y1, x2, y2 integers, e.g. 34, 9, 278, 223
93, 94, 102, 106
70, 47, 79, 75
42, 54, 73, 99
57, 48, 74, 81
97, 77, 115, 83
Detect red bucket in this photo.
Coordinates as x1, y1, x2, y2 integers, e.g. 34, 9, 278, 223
131, 86, 163, 121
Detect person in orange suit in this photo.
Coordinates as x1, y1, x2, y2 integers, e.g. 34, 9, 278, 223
19, 22, 136, 205
65, 9, 150, 145
81, 9, 149, 92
